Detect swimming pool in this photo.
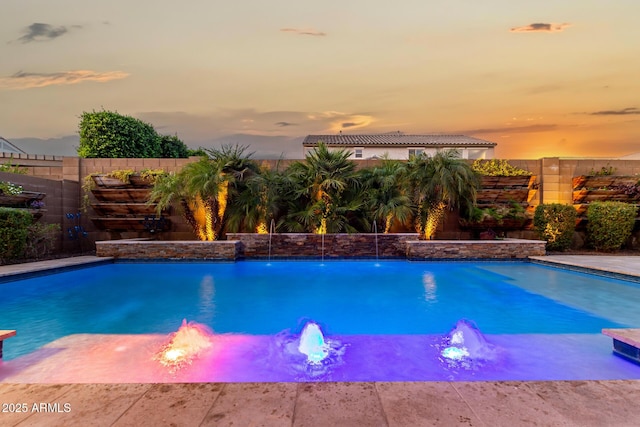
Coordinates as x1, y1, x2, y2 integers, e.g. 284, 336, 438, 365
1, 260, 640, 382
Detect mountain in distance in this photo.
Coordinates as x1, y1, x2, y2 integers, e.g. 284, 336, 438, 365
7, 134, 306, 159
203, 134, 305, 159
9, 135, 80, 156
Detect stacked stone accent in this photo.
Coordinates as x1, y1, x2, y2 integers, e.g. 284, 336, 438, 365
406, 239, 546, 260
226, 233, 419, 258
95, 236, 547, 260
96, 239, 240, 260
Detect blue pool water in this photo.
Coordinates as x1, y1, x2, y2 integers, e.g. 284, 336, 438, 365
1, 260, 640, 382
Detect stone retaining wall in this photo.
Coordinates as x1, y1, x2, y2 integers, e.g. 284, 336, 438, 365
406, 239, 546, 260
226, 233, 419, 258
95, 239, 240, 260
95, 236, 547, 260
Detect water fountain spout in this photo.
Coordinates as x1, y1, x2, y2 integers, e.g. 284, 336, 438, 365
268, 218, 275, 262
372, 221, 379, 262
441, 319, 495, 363
298, 321, 329, 363
156, 320, 213, 368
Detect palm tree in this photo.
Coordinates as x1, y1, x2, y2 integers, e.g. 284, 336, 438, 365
360, 157, 412, 233
284, 142, 361, 233
408, 150, 480, 239
150, 145, 259, 240
226, 163, 287, 233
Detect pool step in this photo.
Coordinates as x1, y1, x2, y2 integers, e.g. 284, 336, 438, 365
0, 330, 16, 359
602, 329, 640, 364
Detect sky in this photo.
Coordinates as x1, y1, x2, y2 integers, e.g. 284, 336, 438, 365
1, 0, 639, 159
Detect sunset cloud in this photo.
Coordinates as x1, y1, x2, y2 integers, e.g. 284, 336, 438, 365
0, 70, 129, 90
15, 23, 80, 43
590, 107, 640, 116
462, 124, 558, 134
275, 121, 297, 127
280, 28, 326, 37
510, 23, 571, 33
308, 111, 376, 132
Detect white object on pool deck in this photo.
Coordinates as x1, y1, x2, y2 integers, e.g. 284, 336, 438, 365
602, 328, 640, 364
0, 329, 16, 359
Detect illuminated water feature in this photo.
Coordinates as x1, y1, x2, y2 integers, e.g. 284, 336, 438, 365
298, 322, 329, 363
1, 260, 640, 383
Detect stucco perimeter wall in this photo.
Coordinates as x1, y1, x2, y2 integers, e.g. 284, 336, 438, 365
95, 239, 241, 260
406, 239, 547, 260
227, 233, 419, 258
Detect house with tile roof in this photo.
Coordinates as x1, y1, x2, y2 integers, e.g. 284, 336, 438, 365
302, 133, 496, 160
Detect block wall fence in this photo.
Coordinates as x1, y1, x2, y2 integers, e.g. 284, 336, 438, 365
3, 153, 640, 249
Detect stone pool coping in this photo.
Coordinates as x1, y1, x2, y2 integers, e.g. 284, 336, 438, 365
2, 255, 640, 425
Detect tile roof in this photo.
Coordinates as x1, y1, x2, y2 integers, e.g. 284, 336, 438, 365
302, 134, 496, 147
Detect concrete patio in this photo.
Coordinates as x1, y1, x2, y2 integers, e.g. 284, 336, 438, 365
1, 255, 640, 426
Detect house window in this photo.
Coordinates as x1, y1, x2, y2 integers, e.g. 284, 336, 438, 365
354, 148, 363, 159
408, 148, 424, 158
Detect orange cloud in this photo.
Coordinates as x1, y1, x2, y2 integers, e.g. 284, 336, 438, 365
510, 23, 571, 33
280, 28, 326, 36
309, 111, 375, 132
0, 70, 129, 90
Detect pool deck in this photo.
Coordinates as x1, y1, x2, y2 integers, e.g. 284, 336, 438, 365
1, 255, 640, 426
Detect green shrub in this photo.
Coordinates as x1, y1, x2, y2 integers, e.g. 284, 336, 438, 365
471, 159, 531, 176
78, 110, 161, 158
24, 223, 61, 259
0, 158, 28, 174
586, 201, 636, 251
533, 203, 577, 251
159, 135, 189, 158
0, 207, 33, 263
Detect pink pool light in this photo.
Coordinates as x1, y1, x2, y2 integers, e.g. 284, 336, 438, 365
156, 320, 213, 369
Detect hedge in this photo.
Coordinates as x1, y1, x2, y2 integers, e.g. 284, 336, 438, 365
533, 203, 577, 251
586, 201, 637, 251
0, 207, 33, 263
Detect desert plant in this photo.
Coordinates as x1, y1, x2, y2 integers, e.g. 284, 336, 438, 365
586, 201, 636, 251
138, 168, 168, 184
471, 159, 531, 176
533, 204, 577, 251
106, 169, 136, 183
588, 165, 617, 176
0, 207, 33, 263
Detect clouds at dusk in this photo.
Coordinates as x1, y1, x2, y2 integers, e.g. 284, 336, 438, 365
0, 70, 129, 90
2, 2, 640, 160
15, 23, 80, 43
590, 107, 640, 116
462, 124, 559, 135
510, 23, 571, 33
280, 28, 326, 36
135, 110, 376, 141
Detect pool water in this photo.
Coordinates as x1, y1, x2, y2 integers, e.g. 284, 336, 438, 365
1, 260, 640, 382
